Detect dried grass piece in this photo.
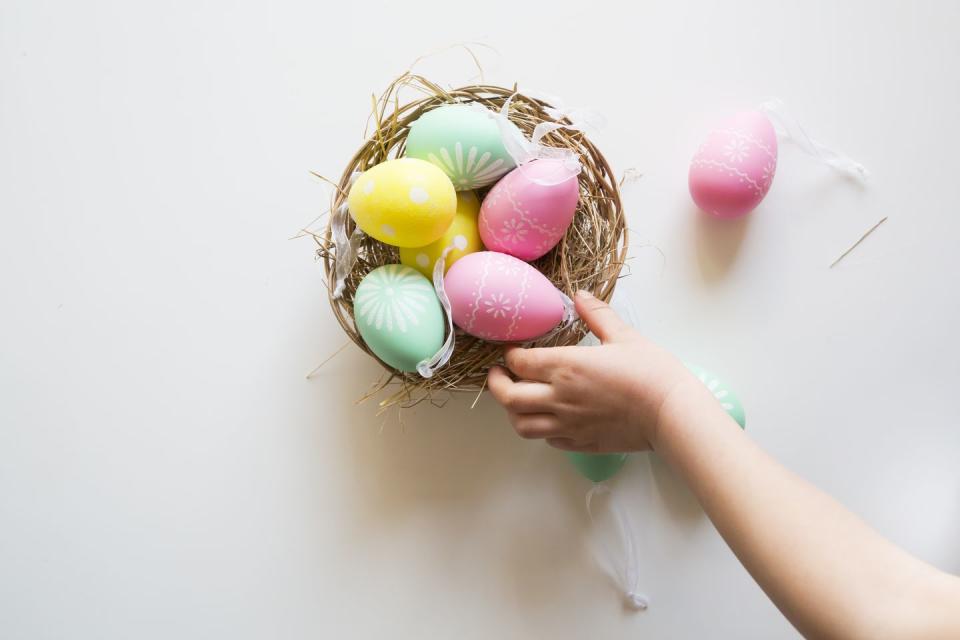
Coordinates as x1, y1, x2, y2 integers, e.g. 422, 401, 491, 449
830, 217, 888, 268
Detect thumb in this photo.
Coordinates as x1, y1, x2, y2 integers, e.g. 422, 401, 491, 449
574, 290, 632, 343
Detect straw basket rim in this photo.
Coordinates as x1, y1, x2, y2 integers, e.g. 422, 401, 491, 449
316, 75, 628, 406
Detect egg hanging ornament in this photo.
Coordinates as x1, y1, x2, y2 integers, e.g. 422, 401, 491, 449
688, 99, 869, 219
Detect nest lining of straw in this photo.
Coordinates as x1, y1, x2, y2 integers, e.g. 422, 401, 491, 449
315, 74, 627, 404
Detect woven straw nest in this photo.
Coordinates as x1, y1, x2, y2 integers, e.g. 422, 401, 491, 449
315, 74, 627, 407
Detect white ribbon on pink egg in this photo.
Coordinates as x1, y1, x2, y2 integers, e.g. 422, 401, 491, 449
759, 98, 870, 182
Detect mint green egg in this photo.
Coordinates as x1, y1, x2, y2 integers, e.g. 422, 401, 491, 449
566, 452, 628, 483
353, 264, 444, 372
686, 364, 746, 429
404, 104, 515, 190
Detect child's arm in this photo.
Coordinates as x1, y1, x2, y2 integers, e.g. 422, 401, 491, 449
487, 291, 960, 640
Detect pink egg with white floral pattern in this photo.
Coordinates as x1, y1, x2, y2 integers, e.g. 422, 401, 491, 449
444, 251, 565, 342
689, 111, 778, 219
478, 159, 580, 261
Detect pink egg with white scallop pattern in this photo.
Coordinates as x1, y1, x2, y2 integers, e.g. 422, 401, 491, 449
689, 111, 778, 219
443, 251, 565, 342
478, 158, 580, 261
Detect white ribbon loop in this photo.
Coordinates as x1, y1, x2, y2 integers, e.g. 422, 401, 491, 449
526, 88, 609, 136
331, 201, 364, 300
416, 244, 458, 378
468, 93, 597, 186
557, 291, 579, 332
330, 173, 364, 300
759, 98, 869, 182
585, 483, 648, 611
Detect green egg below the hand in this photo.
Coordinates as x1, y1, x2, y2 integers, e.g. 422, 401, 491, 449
566, 452, 629, 483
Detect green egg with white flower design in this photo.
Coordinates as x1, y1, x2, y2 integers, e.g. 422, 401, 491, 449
404, 104, 516, 190
353, 265, 445, 372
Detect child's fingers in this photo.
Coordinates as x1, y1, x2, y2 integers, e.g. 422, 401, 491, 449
486, 365, 516, 405
507, 380, 556, 413
488, 366, 556, 413
504, 345, 560, 381
511, 413, 563, 439
575, 290, 632, 343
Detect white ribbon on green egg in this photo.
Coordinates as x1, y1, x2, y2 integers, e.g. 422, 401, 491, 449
586, 483, 648, 611
415, 242, 461, 378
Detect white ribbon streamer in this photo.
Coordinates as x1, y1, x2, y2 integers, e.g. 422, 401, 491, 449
467, 97, 587, 186
331, 203, 364, 300
556, 290, 579, 334
524, 88, 608, 137
331, 173, 364, 300
759, 98, 870, 181
416, 244, 458, 378
586, 483, 648, 611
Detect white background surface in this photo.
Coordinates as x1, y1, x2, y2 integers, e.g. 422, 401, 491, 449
2, 1, 959, 638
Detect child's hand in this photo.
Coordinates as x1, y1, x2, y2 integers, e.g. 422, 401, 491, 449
493, 298, 960, 640
487, 290, 696, 453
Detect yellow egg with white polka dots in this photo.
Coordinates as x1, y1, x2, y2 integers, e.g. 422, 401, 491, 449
347, 158, 456, 247
399, 191, 484, 277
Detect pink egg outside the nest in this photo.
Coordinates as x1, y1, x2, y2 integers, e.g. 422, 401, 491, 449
444, 251, 565, 342
478, 159, 580, 261
689, 111, 778, 219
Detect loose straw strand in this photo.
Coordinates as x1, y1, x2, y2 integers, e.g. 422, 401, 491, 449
305, 341, 352, 379
830, 217, 888, 268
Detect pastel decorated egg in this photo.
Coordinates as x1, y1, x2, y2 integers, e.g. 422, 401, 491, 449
347, 158, 456, 247
404, 104, 516, 190
399, 191, 483, 278
687, 364, 746, 428
444, 251, 565, 341
478, 159, 580, 261
353, 264, 445, 372
689, 111, 778, 219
